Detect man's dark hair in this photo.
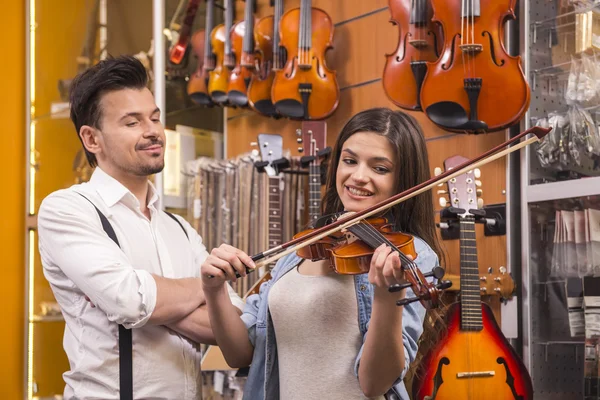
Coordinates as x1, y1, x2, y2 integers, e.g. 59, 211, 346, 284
69, 55, 149, 167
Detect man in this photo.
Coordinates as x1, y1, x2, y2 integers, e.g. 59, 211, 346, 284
38, 55, 246, 399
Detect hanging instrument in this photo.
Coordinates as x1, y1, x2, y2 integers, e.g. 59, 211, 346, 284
247, 0, 286, 117
227, 0, 256, 107
208, 0, 235, 104
419, 0, 531, 133
412, 155, 533, 399
271, 0, 339, 120
383, 0, 443, 111
187, 0, 217, 105
208, 126, 551, 308
169, 0, 202, 64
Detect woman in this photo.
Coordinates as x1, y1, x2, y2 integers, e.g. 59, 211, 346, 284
201, 107, 443, 400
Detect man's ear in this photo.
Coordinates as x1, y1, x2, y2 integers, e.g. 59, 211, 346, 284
79, 125, 102, 156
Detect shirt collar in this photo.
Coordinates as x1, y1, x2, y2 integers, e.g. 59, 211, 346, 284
88, 167, 159, 209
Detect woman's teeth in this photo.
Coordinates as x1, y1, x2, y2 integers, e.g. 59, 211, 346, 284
347, 186, 373, 196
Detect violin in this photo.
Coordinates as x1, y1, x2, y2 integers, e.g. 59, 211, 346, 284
208, 126, 552, 308
419, 0, 531, 133
383, 0, 443, 111
227, 0, 256, 107
271, 0, 340, 120
187, 0, 216, 106
247, 0, 286, 117
208, 0, 235, 104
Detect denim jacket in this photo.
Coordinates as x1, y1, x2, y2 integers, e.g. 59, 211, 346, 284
240, 236, 439, 400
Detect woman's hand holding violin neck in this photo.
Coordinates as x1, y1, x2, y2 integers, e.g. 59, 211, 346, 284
368, 244, 408, 297
201, 244, 255, 292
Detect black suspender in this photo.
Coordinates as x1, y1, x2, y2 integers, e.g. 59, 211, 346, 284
76, 192, 187, 400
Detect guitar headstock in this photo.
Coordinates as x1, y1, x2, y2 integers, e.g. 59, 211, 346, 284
435, 155, 483, 214
297, 121, 327, 157
257, 133, 283, 177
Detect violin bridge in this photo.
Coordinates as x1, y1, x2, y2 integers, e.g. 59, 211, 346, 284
456, 371, 495, 379
459, 44, 483, 54
409, 39, 429, 49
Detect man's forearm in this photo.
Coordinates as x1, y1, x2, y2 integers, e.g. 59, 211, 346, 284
167, 304, 243, 345
147, 275, 205, 325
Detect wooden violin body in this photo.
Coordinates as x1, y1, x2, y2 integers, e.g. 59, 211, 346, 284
419, 0, 530, 133
187, 30, 214, 105
383, 0, 442, 110
247, 15, 277, 116
227, 20, 254, 107
412, 302, 533, 400
272, 6, 339, 120
208, 23, 230, 105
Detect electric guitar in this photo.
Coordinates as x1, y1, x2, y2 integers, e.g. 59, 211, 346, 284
413, 155, 533, 400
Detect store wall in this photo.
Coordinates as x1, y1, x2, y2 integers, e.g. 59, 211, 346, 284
226, 1, 509, 287
1, 1, 26, 398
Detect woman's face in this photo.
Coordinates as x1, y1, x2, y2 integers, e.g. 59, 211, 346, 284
336, 131, 397, 212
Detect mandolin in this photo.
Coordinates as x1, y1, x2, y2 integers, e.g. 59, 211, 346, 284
413, 155, 533, 400
271, 0, 340, 120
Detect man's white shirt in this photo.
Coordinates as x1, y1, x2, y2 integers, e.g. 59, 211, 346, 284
38, 167, 244, 399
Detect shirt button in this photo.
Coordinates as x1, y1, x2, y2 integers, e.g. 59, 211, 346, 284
359, 284, 367, 291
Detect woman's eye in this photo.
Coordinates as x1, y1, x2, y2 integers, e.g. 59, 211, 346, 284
374, 166, 390, 174
342, 158, 356, 165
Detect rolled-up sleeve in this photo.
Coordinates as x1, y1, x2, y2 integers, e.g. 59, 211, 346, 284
354, 243, 438, 384
38, 190, 156, 328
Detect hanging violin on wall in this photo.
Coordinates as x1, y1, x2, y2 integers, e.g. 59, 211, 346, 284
419, 0, 531, 133
247, 0, 286, 117
383, 0, 443, 111
271, 0, 340, 120
208, 0, 235, 105
227, 0, 256, 107
187, 0, 216, 106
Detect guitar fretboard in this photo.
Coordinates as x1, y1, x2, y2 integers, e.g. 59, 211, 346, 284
459, 218, 483, 331
309, 164, 320, 222
268, 177, 283, 248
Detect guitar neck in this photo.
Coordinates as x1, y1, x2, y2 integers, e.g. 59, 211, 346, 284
459, 217, 483, 331
308, 163, 320, 223
268, 176, 283, 248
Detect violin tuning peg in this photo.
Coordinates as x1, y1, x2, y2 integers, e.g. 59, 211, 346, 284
474, 168, 481, 178
439, 197, 448, 208
434, 167, 442, 176
477, 198, 484, 208
388, 281, 412, 293
436, 280, 453, 290
396, 296, 421, 307
424, 266, 446, 280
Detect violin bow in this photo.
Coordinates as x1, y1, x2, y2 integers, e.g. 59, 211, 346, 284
241, 126, 552, 270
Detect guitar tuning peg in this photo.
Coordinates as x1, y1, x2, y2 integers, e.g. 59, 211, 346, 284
434, 167, 442, 176
475, 180, 482, 187
477, 198, 484, 208
296, 129, 302, 136
474, 168, 481, 178
439, 197, 448, 207
298, 147, 304, 153
296, 137, 302, 143
250, 142, 258, 147
476, 189, 483, 197
437, 190, 447, 195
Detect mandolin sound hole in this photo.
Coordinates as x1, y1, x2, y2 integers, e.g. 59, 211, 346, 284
275, 99, 304, 118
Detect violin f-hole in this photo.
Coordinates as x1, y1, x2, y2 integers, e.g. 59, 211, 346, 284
483, 31, 506, 67
285, 57, 298, 79
442, 34, 460, 71
396, 32, 411, 63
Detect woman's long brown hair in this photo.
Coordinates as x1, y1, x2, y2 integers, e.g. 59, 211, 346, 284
321, 107, 444, 263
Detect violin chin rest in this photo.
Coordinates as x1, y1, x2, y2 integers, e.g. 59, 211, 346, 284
190, 93, 214, 106
252, 99, 277, 117
425, 101, 488, 133
275, 99, 305, 118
